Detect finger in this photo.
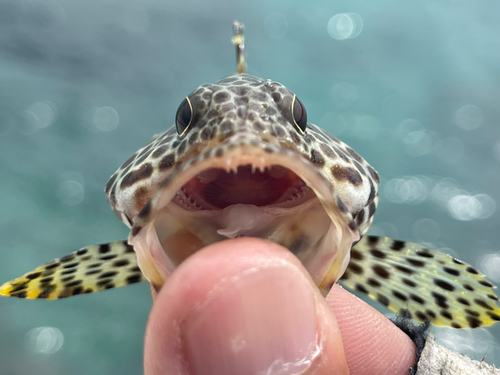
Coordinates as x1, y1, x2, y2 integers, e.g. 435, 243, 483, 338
327, 285, 416, 375
144, 237, 349, 375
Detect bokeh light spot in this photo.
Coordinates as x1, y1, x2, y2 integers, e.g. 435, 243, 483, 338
22, 101, 57, 134
404, 130, 434, 156
57, 173, 85, 206
479, 253, 500, 283
383, 176, 428, 204
454, 104, 483, 130
25, 327, 64, 354
327, 13, 363, 40
93, 106, 119, 132
396, 118, 422, 140
447, 193, 495, 221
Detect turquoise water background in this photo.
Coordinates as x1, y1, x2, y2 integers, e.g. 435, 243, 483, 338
1, 0, 500, 373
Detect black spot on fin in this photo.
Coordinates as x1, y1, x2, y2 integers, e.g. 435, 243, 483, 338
0, 240, 145, 300
338, 235, 500, 328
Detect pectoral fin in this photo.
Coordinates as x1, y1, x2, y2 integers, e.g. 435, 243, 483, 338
339, 235, 500, 328
0, 240, 146, 300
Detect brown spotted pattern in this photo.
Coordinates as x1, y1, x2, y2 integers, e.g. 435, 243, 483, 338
0, 241, 145, 299
105, 73, 380, 233
340, 235, 500, 328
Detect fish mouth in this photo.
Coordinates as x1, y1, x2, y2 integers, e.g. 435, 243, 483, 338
129, 141, 359, 289
173, 165, 315, 211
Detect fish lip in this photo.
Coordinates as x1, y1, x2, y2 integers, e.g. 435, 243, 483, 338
129, 140, 360, 286
139, 140, 358, 228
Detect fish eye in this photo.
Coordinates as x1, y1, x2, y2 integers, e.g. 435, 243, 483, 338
175, 97, 193, 137
291, 95, 307, 134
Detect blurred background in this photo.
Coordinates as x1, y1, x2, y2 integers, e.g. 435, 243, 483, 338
1, 0, 500, 373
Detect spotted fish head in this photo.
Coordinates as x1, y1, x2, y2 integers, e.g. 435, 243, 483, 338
105, 73, 380, 289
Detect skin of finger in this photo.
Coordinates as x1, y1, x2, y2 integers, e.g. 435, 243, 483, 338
144, 237, 349, 375
327, 285, 417, 375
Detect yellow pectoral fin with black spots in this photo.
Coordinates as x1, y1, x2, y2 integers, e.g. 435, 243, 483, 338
339, 235, 500, 328
0, 240, 146, 300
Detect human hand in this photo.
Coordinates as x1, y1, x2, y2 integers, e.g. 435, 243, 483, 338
144, 238, 416, 375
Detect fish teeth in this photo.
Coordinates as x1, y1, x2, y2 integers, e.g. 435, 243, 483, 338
225, 158, 232, 172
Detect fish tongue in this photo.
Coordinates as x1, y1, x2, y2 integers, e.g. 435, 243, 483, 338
217, 204, 277, 238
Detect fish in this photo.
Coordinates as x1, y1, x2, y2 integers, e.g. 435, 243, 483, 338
1, 21, 499, 330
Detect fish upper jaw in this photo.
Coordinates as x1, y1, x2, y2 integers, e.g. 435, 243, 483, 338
128, 140, 360, 288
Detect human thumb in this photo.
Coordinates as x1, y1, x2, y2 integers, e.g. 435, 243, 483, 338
144, 237, 349, 375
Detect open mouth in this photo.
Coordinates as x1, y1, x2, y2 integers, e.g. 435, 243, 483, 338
129, 143, 359, 289
173, 165, 315, 211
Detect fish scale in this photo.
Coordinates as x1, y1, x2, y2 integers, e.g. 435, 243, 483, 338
1, 21, 499, 329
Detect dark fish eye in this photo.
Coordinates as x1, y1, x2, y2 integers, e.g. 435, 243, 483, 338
291, 95, 307, 134
175, 97, 193, 136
